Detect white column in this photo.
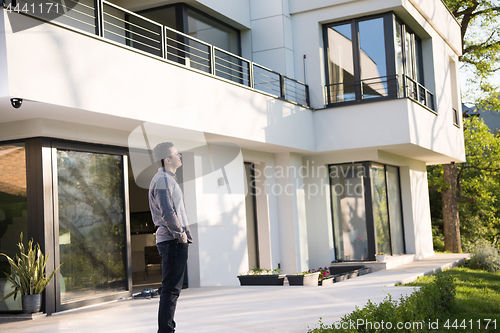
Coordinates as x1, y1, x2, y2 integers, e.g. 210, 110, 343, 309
274, 152, 309, 273
400, 162, 434, 259
249, 0, 295, 76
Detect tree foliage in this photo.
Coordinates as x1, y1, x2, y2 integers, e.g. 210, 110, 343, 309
429, 117, 500, 249
444, 0, 500, 110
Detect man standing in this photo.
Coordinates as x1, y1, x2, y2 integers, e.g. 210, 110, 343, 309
149, 142, 193, 333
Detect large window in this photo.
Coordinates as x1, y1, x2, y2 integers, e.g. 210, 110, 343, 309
57, 150, 127, 304
329, 162, 405, 261
139, 4, 240, 56
0, 143, 28, 312
324, 13, 431, 109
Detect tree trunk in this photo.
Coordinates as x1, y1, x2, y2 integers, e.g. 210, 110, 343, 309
441, 163, 462, 253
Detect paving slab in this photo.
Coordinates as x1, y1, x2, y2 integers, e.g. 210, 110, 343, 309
0, 254, 468, 333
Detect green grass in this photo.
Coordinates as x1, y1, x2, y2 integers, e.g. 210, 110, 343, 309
404, 266, 500, 332
308, 266, 500, 332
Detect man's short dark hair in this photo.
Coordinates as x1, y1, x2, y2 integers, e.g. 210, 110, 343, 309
153, 142, 174, 168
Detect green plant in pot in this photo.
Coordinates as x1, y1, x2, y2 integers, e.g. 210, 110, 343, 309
1, 233, 62, 313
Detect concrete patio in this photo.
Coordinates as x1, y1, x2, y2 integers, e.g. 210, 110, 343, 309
0, 254, 468, 333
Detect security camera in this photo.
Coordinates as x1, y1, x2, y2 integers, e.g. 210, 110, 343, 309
11, 98, 23, 109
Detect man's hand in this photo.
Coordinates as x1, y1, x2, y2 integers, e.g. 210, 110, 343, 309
178, 232, 188, 244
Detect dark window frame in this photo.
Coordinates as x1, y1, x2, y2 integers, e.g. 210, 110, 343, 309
323, 12, 427, 108
328, 161, 406, 262
50, 139, 131, 313
137, 3, 242, 56
244, 162, 260, 269
395, 16, 424, 85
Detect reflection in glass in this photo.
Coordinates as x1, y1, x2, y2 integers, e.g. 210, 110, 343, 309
330, 163, 368, 261
0, 143, 28, 312
187, 8, 239, 55
57, 150, 126, 304
405, 30, 415, 80
327, 24, 356, 103
371, 164, 391, 255
395, 20, 405, 97
358, 18, 387, 99
244, 163, 259, 269
387, 166, 405, 254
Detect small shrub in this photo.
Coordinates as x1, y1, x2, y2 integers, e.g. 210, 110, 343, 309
468, 242, 500, 272
307, 273, 455, 332
432, 222, 445, 252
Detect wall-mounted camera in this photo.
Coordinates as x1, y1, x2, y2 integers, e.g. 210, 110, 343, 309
11, 98, 23, 109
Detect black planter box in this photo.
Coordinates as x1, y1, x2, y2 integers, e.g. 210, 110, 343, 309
328, 265, 364, 275
286, 272, 320, 286
237, 275, 285, 286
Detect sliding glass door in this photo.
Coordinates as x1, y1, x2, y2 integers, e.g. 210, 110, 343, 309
330, 162, 405, 261
0, 143, 28, 312
330, 163, 369, 260
56, 149, 127, 305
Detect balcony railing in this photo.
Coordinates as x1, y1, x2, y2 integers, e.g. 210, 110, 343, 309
402, 75, 435, 111
325, 74, 435, 111
4, 0, 309, 108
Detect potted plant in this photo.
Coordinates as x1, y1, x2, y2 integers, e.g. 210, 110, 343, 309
376, 252, 387, 263
286, 270, 320, 286
237, 267, 284, 286
1, 233, 62, 313
315, 267, 335, 286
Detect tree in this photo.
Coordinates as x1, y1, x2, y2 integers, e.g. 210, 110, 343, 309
429, 118, 500, 251
445, 0, 500, 110
437, 0, 500, 252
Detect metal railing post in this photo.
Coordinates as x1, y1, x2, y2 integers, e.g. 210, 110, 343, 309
160, 26, 165, 59
95, 0, 104, 37
249, 62, 255, 88
279, 74, 285, 99
210, 45, 216, 76
305, 84, 310, 107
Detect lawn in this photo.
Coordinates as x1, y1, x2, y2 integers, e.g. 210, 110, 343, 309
308, 265, 500, 332
404, 266, 500, 332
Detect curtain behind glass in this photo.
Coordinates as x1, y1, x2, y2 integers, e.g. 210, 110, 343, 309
387, 166, 405, 254
395, 20, 404, 97
330, 164, 368, 261
0, 143, 28, 312
57, 150, 126, 304
244, 163, 259, 269
370, 164, 391, 255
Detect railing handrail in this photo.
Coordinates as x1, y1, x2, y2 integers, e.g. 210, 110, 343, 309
213, 45, 249, 63
325, 75, 398, 87
3, 0, 310, 108
252, 62, 282, 77
164, 25, 213, 49
325, 74, 434, 111
103, 0, 162, 27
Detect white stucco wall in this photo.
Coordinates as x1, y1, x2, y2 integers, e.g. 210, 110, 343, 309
399, 161, 434, 258
288, 0, 465, 163
0, 11, 315, 152
0, 11, 8, 98
0, 0, 463, 290
241, 149, 282, 271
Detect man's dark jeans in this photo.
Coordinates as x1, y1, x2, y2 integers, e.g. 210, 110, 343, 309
157, 240, 189, 333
